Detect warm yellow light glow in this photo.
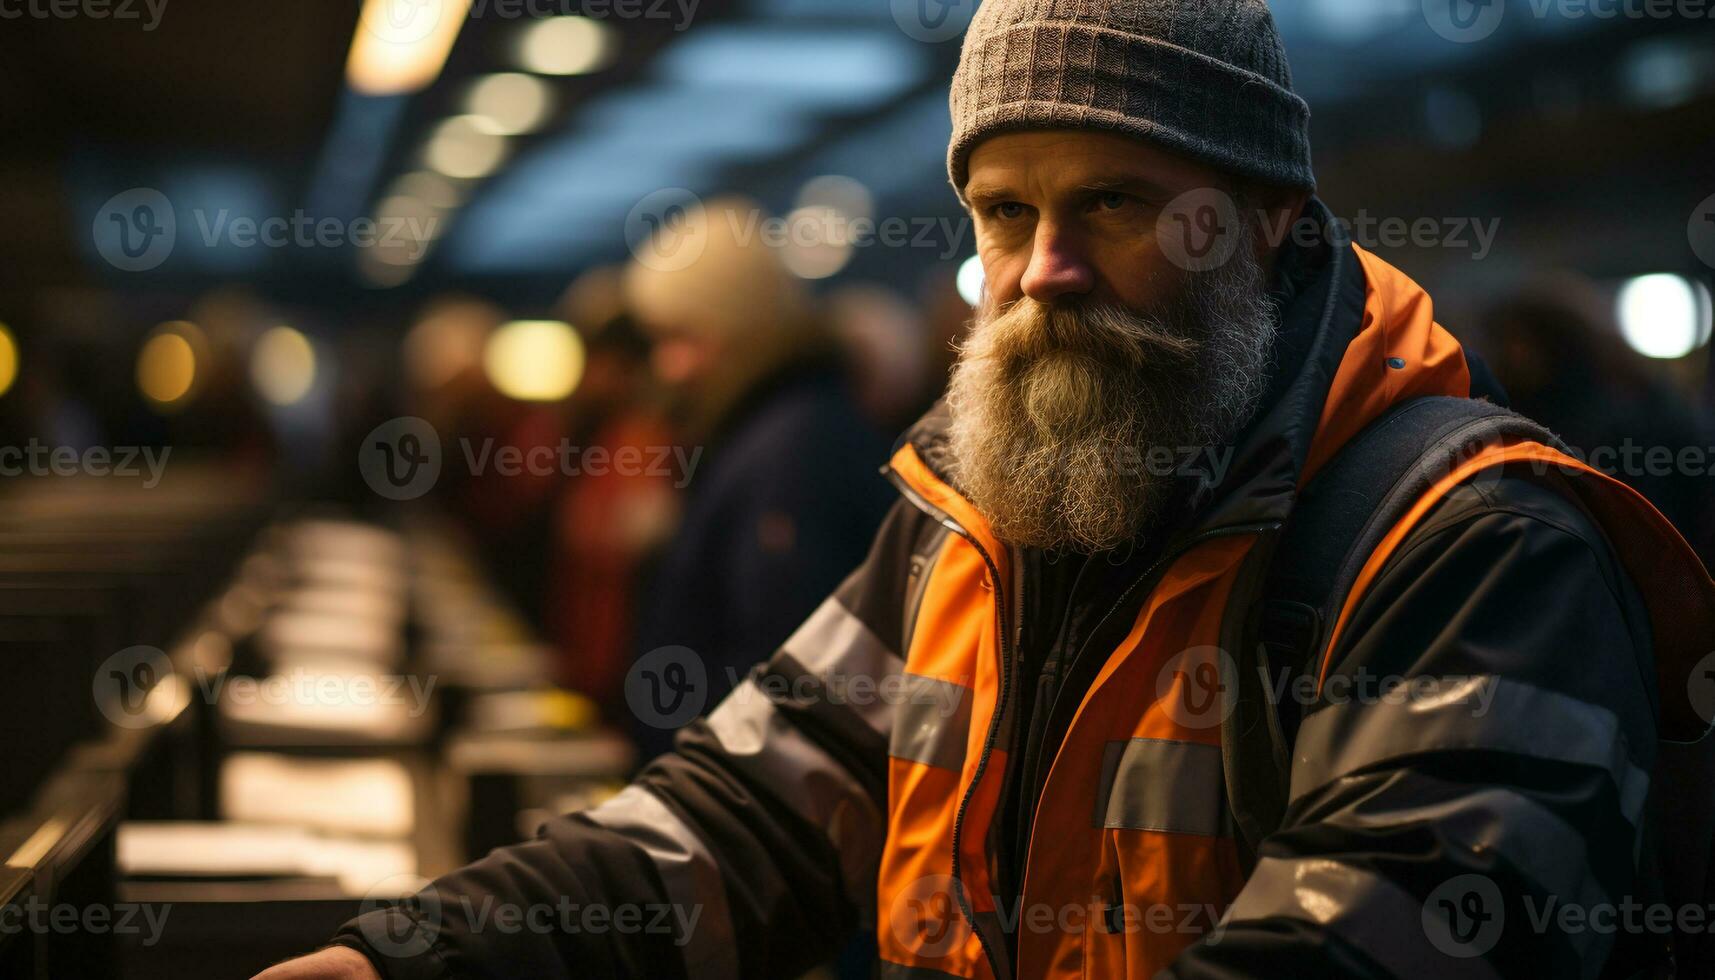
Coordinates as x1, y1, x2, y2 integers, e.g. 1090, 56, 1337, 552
251, 326, 318, 406
424, 115, 508, 180
138, 322, 204, 409
483, 320, 584, 402
517, 16, 615, 75
346, 0, 474, 96
0, 324, 18, 398
466, 72, 555, 135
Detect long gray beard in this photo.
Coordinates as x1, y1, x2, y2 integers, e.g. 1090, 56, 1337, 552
945, 246, 1277, 553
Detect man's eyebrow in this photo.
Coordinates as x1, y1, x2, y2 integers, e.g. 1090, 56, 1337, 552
962, 181, 1013, 203
1073, 175, 1173, 198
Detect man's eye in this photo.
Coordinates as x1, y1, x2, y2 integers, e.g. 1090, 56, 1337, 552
993, 202, 1027, 220
1095, 192, 1129, 211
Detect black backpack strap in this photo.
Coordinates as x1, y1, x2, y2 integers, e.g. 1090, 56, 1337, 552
1224, 394, 1564, 863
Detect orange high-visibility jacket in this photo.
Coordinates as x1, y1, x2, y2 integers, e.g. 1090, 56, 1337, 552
339, 216, 1715, 980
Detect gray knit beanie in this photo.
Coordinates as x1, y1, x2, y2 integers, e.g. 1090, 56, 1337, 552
948, 0, 1315, 196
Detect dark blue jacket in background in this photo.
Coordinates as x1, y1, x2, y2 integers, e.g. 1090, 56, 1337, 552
631, 361, 896, 761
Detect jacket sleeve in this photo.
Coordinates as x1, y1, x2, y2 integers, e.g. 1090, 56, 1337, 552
329, 499, 935, 980
1167, 473, 1663, 980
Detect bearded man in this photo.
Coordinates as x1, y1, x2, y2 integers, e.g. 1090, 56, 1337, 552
265, 2, 1715, 979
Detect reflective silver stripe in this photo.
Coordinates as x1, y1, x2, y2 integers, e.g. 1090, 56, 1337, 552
1093, 738, 1234, 836
1222, 857, 1503, 980
1290, 676, 1650, 823
583, 785, 736, 980
706, 680, 886, 912
1320, 786, 1613, 970
887, 674, 971, 772
777, 596, 903, 737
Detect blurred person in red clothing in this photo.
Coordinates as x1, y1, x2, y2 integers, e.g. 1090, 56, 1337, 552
544, 269, 680, 711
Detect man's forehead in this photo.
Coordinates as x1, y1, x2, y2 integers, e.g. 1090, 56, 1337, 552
964, 129, 1214, 194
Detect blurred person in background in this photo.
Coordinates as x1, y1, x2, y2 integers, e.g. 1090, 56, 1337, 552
543, 268, 680, 713
1481, 276, 1715, 566
403, 295, 568, 626
621, 195, 894, 760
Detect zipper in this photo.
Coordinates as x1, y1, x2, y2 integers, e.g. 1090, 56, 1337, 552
886, 467, 1015, 979
1029, 521, 1285, 836
1011, 553, 1094, 869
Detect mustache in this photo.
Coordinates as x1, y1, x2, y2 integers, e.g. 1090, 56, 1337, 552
965, 296, 1200, 370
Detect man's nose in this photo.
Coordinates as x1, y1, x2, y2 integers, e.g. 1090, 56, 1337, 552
1019, 227, 1096, 304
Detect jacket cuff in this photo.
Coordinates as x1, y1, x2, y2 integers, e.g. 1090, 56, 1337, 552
329, 907, 455, 980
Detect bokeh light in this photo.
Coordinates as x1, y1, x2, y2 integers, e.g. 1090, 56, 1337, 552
424, 115, 508, 180
1617, 274, 1712, 360
516, 16, 615, 76
251, 326, 318, 406
466, 73, 555, 136
137, 321, 207, 410
483, 320, 584, 402
0, 323, 17, 398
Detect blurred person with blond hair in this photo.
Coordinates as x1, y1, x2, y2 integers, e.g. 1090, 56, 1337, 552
617, 195, 894, 759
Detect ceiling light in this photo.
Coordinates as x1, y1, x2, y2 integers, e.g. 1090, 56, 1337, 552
466, 72, 556, 135
346, 0, 473, 95
517, 16, 616, 76
424, 115, 508, 179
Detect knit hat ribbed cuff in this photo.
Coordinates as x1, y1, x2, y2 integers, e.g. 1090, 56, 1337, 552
948, 21, 1315, 197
